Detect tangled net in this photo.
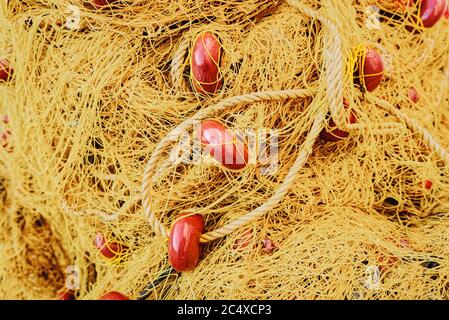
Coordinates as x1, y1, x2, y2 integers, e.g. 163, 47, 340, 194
1, 0, 449, 299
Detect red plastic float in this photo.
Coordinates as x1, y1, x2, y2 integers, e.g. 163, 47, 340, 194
168, 213, 205, 272
320, 99, 357, 143
99, 291, 130, 300
94, 233, 127, 259
233, 229, 254, 251
92, 0, 117, 8
190, 32, 223, 95
423, 179, 433, 190
408, 87, 420, 103
57, 289, 75, 300
262, 238, 277, 254
199, 119, 249, 171
0, 59, 13, 82
419, 0, 447, 27
358, 49, 384, 92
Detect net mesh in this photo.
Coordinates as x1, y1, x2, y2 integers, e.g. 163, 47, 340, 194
1, 0, 449, 299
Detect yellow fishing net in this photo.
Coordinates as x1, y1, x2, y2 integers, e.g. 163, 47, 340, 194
1, 0, 449, 300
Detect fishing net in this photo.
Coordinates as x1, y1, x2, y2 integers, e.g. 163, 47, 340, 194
1, 0, 449, 300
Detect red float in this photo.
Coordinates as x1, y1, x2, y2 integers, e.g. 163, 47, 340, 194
92, 0, 117, 8
408, 87, 420, 103
358, 49, 384, 92
199, 119, 248, 171
320, 99, 357, 143
423, 179, 433, 190
57, 289, 75, 300
99, 291, 129, 300
262, 238, 277, 254
0, 59, 13, 82
233, 229, 254, 251
168, 213, 205, 272
94, 234, 127, 259
419, 0, 447, 27
190, 32, 223, 95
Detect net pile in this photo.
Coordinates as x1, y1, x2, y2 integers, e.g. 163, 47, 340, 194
1, 0, 449, 299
